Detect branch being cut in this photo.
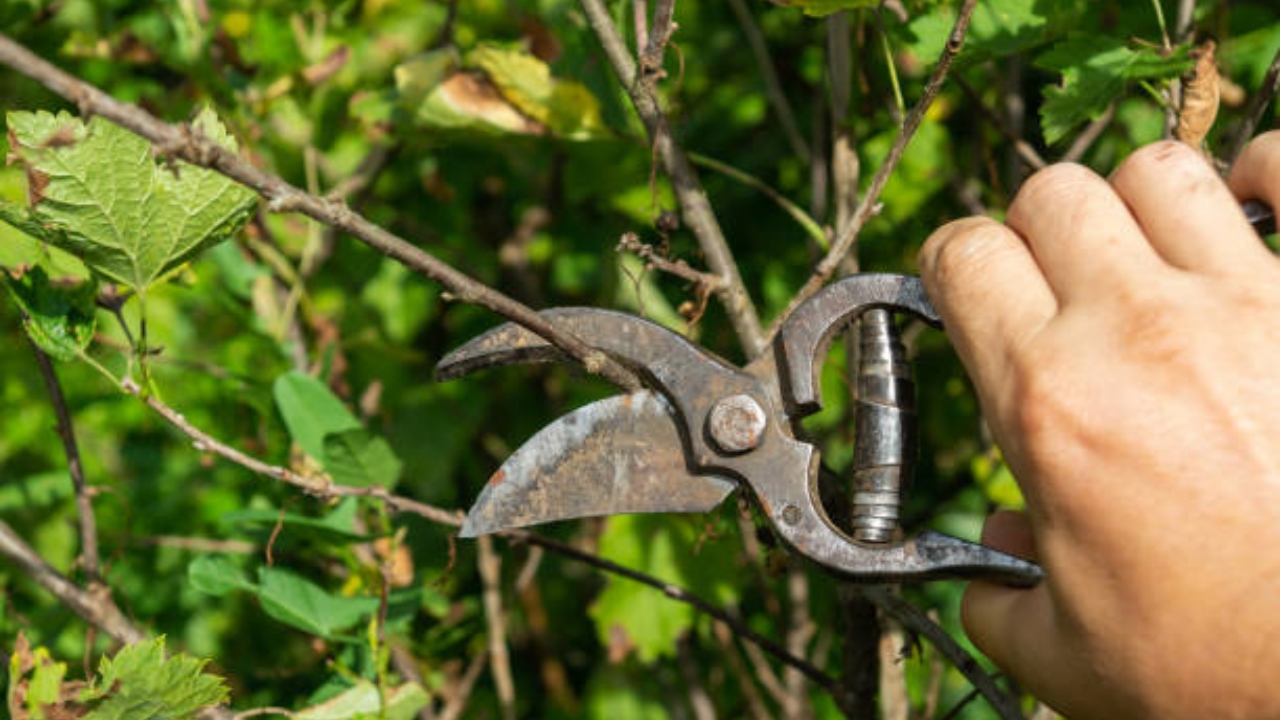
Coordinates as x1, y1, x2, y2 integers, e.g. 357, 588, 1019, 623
862, 586, 1025, 720
767, 0, 981, 340
578, 0, 767, 356
0, 32, 639, 392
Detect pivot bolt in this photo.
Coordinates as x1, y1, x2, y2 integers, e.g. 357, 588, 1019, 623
706, 394, 767, 454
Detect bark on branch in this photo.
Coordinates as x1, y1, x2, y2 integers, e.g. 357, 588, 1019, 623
0, 32, 640, 391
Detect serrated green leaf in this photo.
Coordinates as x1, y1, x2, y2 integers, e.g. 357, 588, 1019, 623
81, 637, 228, 720
322, 428, 403, 489
294, 681, 429, 720
905, 0, 1085, 68
2, 265, 97, 361
273, 370, 361, 462
188, 555, 255, 597
1035, 33, 1193, 144
256, 567, 380, 639
26, 648, 66, 720
5, 109, 257, 294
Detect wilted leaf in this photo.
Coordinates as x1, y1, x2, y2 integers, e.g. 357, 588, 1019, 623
469, 46, 607, 139
273, 370, 361, 462
294, 680, 429, 720
5, 109, 257, 294
2, 265, 97, 361
80, 637, 228, 720
256, 567, 380, 639
322, 428, 403, 489
1175, 40, 1220, 147
1035, 34, 1192, 144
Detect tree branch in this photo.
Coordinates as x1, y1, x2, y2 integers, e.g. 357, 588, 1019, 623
477, 536, 516, 720
578, 0, 767, 356
0, 518, 145, 645
727, 0, 811, 164
0, 32, 640, 392
861, 586, 1025, 720
26, 334, 100, 582
1224, 43, 1280, 166
767, 0, 981, 340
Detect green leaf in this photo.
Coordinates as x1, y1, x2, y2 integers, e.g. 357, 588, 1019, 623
322, 428, 403, 489
2, 265, 97, 361
80, 637, 228, 720
589, 515, 739, 663
905, 0, 1085, 67
26, 648, 67, 720
273, 370, 361, 462
221, 500, 377, 543
256, 567, 380, 639
4, 109, 257, 294
774, 0, 879, 17
188, 555, 254, 597
1035, 33, 1193, 144
294, 681, 429, 720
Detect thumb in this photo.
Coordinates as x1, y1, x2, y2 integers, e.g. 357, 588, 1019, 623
961, 511, 1052, 678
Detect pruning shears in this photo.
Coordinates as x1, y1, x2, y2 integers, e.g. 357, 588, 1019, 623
434, 200, 1275, 587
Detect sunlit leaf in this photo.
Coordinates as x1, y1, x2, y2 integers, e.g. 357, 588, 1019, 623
4, 109, 257, 294
294, 680, 429, 720
2, 265, 97, 361
80, 637, 228, 720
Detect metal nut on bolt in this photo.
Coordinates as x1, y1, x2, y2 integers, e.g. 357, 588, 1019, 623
706, 394, 767, 454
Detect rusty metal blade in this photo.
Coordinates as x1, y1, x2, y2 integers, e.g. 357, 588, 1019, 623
459, 390, 736, 537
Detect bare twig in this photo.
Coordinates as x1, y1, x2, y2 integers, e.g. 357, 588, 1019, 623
134, 536, 256, 554
233, 708, 297, 719
727, 0, 811, 163
768, 0, 981, 340
1224, 44, 1280, 165
477, 536, 516, 720
0, 519, 145, 644
954, 76, 1047, 171
862, 586, 1025, 720
26, 335, 99, 582
878, 615, 910, 720
578, 0, 766, 356
436, 652, 488, 720
678, 636, 717, 720
783, 569, 815, 720
641, 0, 677, 74
713, 622, 774, 720
0, 32, 639, 391
1061, 103, 1115, 164
688, 151, 829, 248
617, 232, 726, 289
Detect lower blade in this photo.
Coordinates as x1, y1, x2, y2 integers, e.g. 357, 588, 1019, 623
460, 390, 736, 537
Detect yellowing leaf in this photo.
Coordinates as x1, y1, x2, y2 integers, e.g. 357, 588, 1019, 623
5, 109, 258, 294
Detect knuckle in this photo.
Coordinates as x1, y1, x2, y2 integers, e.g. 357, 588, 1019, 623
1010, 163, 1102, 222
1114, 140, 1214, 190
919, 218, 1018, 287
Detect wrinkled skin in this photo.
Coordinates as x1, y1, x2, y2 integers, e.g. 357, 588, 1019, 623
918, 135, 1280, 720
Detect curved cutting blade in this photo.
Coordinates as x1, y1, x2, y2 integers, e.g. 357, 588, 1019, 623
459, 390, 737, 537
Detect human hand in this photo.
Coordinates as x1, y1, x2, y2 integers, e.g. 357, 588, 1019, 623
917, 136, 1280, 720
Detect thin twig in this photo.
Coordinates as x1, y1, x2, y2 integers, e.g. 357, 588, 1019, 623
26, 334, 100, 582
233, 708, 297, 720
713, 622, 774, 720
862, 586, 1025, 720
954, 76, 1047, 171
617, 232, 726, 289
0, 32, 639, 391
783, 568, 815, 720
436, 652, 488, 720
678, 636, 717, 720
578, 0, 766, 356
0, 519, 145, 644
726, 0, 811, 163
477, 536, 516, 720
688, 151, 829, 248
1061, 103, 1115, 164
1224, 44, 1280, 165
134, 536, 256, 554
768, 0, 981, 341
